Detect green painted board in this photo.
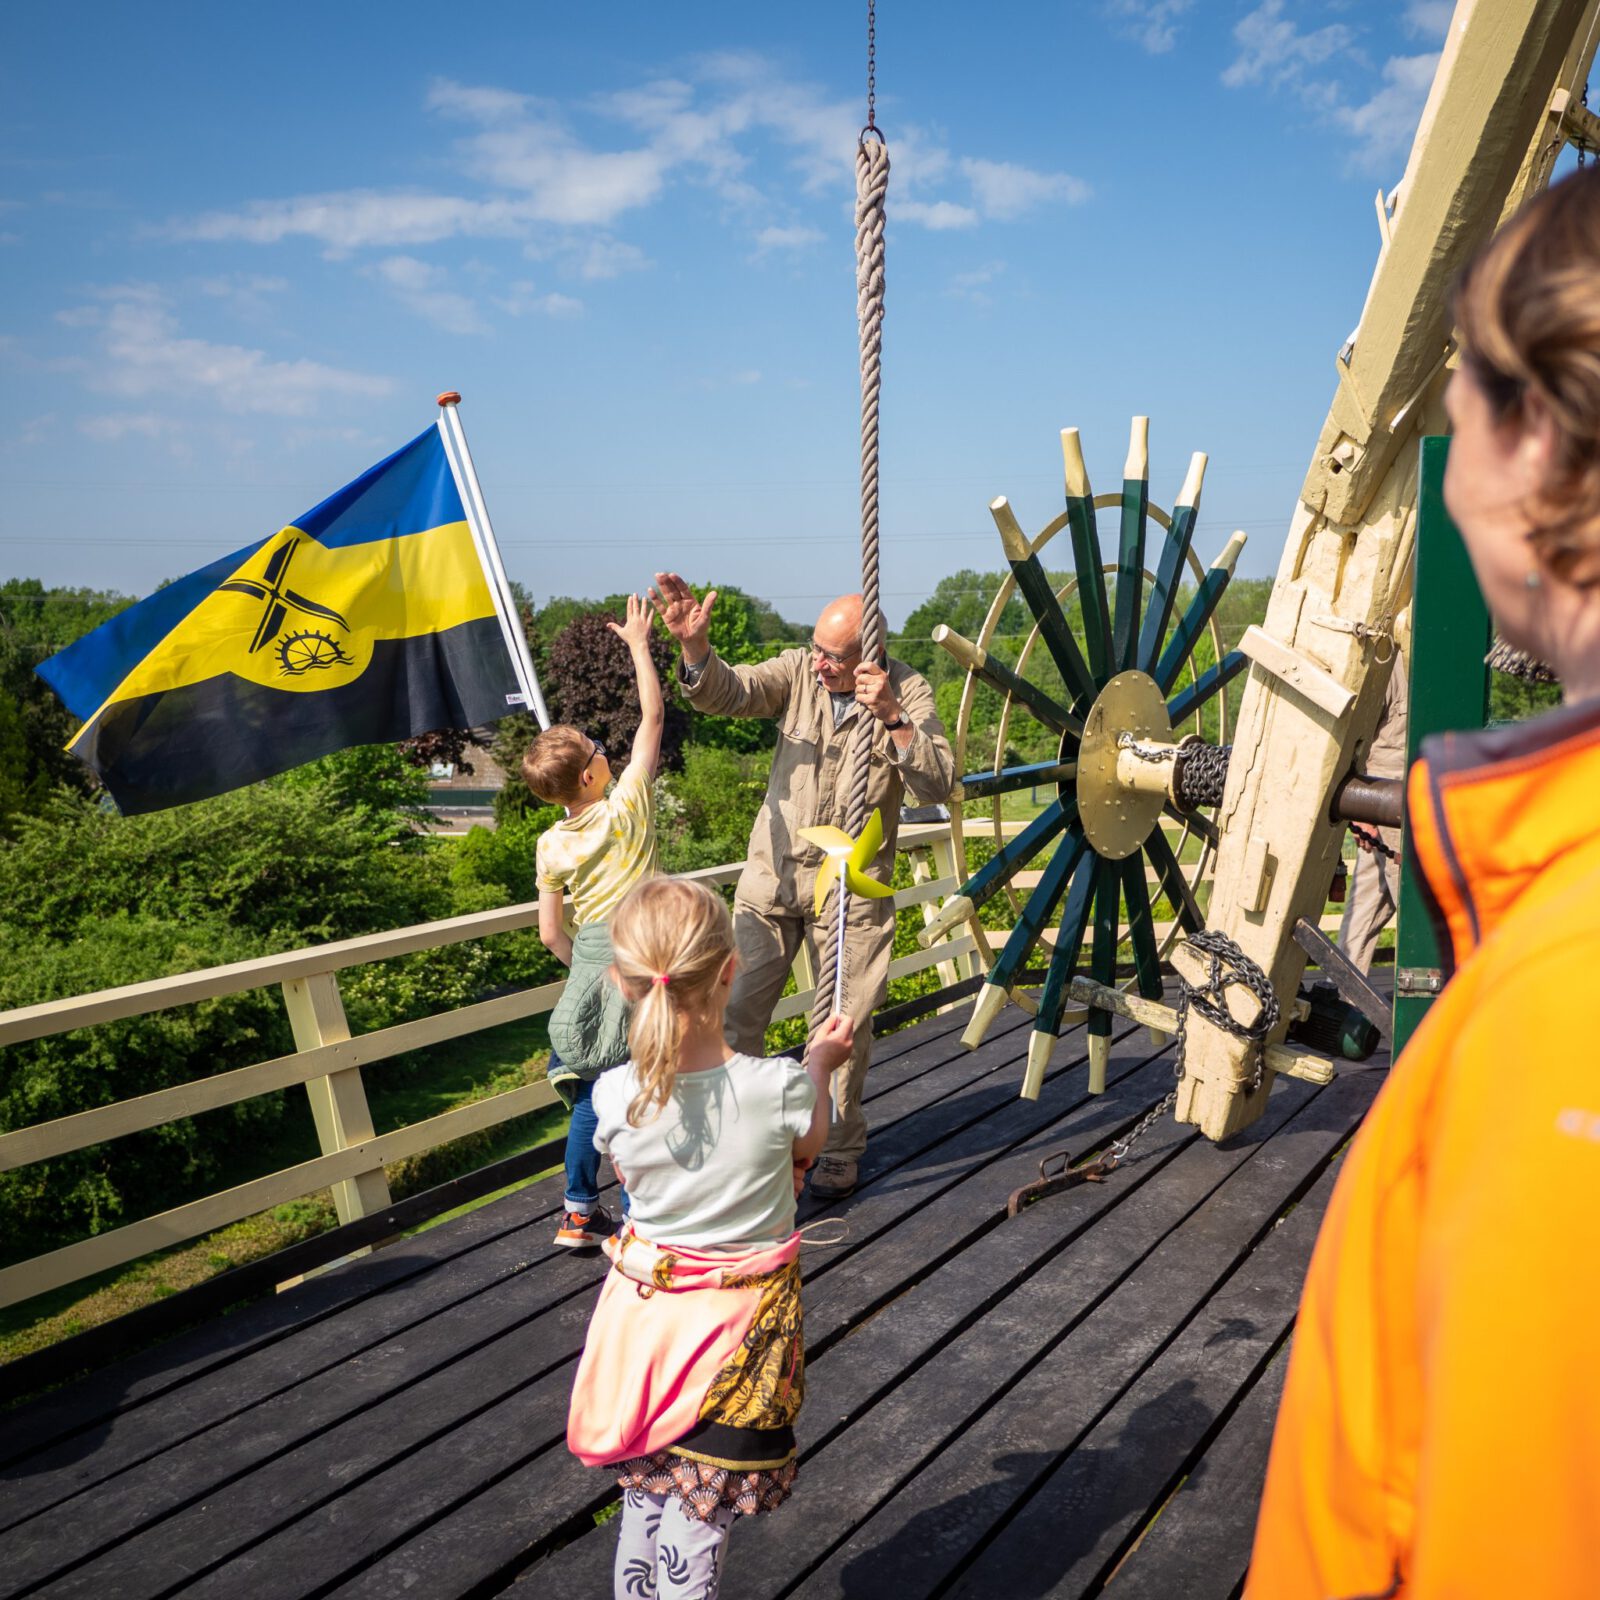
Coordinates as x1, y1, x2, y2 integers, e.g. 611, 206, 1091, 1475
1392, 436, 1492, 1054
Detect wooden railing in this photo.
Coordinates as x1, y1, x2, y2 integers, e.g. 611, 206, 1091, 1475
0, 822, 984, 1313
0, 816, 1350, 1315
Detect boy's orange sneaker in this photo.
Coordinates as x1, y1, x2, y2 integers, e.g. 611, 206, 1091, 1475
553, 1204, 614, 1250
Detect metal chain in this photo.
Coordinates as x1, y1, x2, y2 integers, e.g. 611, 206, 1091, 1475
1115, 733, 1169, 763
1175, 741, 1231, 809
1351, 823, 1401, 864
865, 0, 877, 135
1108, 930, 1281, 1166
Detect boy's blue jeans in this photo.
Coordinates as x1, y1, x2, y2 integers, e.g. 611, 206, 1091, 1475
563, 1077, 602, 1214
557, 1062, 629, 1219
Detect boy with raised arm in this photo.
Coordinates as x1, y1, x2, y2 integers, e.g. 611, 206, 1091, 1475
523, 593, 664, 1248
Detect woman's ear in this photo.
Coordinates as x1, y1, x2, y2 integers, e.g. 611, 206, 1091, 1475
1516, 387, 1560, 490
720, 953, 737, 989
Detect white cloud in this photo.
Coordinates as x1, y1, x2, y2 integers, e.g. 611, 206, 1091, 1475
1222, 1, 1352, 89
65, 287, 391, 416
1220, 2, 1441, 174
497, 280, 584, 318
171, 191, 535, 254
1402, 1, 1453, 41
894, 198, 979, 231
424, 79, 529, 124
1333, 52, 1440, 171
570, 237, 651, 280
367, 255, 488, 334
1105, 0, 1194, 55
170, 59, 1087, 266
753, 224, 824, 254
961, 158, 1091, 219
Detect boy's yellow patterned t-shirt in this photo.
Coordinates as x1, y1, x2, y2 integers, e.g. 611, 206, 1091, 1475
534, 759, 658, 927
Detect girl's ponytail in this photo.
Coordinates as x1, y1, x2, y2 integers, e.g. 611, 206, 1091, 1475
609, 878, 736, 1126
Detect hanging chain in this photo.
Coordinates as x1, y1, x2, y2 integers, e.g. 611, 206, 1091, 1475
865, 0, 877, 135
1107, 930, 1281, 1167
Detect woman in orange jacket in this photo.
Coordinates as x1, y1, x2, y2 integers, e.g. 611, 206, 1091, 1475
1246, 169, 1600, 1597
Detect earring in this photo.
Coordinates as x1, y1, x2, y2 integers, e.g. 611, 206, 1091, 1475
1525, 569, 1542, 589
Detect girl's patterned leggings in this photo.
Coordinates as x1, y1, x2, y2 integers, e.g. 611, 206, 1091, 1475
614, 1488, 736, 1600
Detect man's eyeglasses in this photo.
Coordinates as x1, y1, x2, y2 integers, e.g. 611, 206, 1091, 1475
810, 638, 860, 669
584, 736, 608, 770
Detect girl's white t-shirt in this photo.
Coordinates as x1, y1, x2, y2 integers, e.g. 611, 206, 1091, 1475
590, 1053, 817, 1251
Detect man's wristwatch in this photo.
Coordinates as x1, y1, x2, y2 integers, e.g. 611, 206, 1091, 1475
882, 714, 908, 731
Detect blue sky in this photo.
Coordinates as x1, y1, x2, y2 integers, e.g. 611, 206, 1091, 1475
2, 1, 1459, 630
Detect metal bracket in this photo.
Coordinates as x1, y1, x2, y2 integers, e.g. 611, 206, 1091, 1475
1291, 917, 1393, 1045
1396, 966, 1444, 996
1006, 1149, 1114, 1218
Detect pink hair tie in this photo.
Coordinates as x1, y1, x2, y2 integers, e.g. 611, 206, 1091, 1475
653, 973, 672, 986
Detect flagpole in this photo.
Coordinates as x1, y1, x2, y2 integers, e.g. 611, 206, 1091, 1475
435, 391, 551, 729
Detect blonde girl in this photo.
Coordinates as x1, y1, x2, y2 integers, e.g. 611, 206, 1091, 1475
566, 877, 852, 1600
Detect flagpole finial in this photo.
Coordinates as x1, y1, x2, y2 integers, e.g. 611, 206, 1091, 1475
436, 391, 462, 407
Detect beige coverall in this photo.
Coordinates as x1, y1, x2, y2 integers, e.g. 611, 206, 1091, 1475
1338, 656, 1408, 973
679, 647, 955, 1160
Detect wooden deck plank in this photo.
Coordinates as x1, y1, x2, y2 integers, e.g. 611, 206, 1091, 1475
785, 1068, 1382, 1599
0, 999, 1386, 1600
519, 1044, 1208, 1597
0, 1008, 1071, 1596
723, 1076, 1329, 1600
161, 1027, 1150, 1600
950, 1163, 1347, 1598
336, 1035, 1178, 1599
1104, 1339, 1292, 1599
0, 1009, 1005, 1534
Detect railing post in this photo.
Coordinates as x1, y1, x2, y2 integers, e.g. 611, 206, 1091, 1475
913, 839, 968, 998
790, 939, 818, 1001
281, 972, 391, 1224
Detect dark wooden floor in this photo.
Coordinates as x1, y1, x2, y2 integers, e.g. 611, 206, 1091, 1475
0, 992, 1387, 1600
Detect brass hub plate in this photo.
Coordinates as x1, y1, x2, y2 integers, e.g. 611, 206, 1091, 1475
1076, 670, 1173, 860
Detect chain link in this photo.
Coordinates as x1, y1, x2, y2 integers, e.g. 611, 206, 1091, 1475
1108, 930, 1281, 1166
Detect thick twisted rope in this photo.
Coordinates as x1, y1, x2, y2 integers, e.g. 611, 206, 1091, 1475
809, 133, 889, 1041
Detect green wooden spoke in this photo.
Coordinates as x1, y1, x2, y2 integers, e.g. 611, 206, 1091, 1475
1004, 551, 1098, 710
1119, 854, 1165, 1002
1166, 649, 1247, 728
957, 760, 1077, 803
1065, 491, 1113, 685
1137, 499, 1198, 674
1087, 860, 1120, 1040
1032, 849, 1100, 1041
964, 645, 1081, 738
1144, 827, 1204, 935
988, 830, 1089, 991
1154, 564, 1234, 695
953, 798, 1071, 913
1114, 475, 1148, 674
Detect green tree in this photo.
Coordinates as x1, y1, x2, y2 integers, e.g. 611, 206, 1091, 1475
0, 578, 136, 811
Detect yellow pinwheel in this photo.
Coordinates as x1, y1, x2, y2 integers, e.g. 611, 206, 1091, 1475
799, 807, 897, 919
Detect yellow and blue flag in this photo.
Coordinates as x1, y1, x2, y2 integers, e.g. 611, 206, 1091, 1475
38, 423, 534, 814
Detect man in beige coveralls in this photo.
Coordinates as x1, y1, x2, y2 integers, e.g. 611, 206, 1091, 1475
1340, 656, 1408, 973
651, 574, 955, 1197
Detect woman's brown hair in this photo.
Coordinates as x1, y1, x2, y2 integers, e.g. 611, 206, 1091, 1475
1454, 165, 1600, 587
608, 877, 735, 1126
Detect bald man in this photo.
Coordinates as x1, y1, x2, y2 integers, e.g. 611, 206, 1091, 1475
652, 574, 955, 1197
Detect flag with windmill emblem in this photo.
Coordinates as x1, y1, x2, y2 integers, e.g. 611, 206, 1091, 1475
37, 421, 543, 815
